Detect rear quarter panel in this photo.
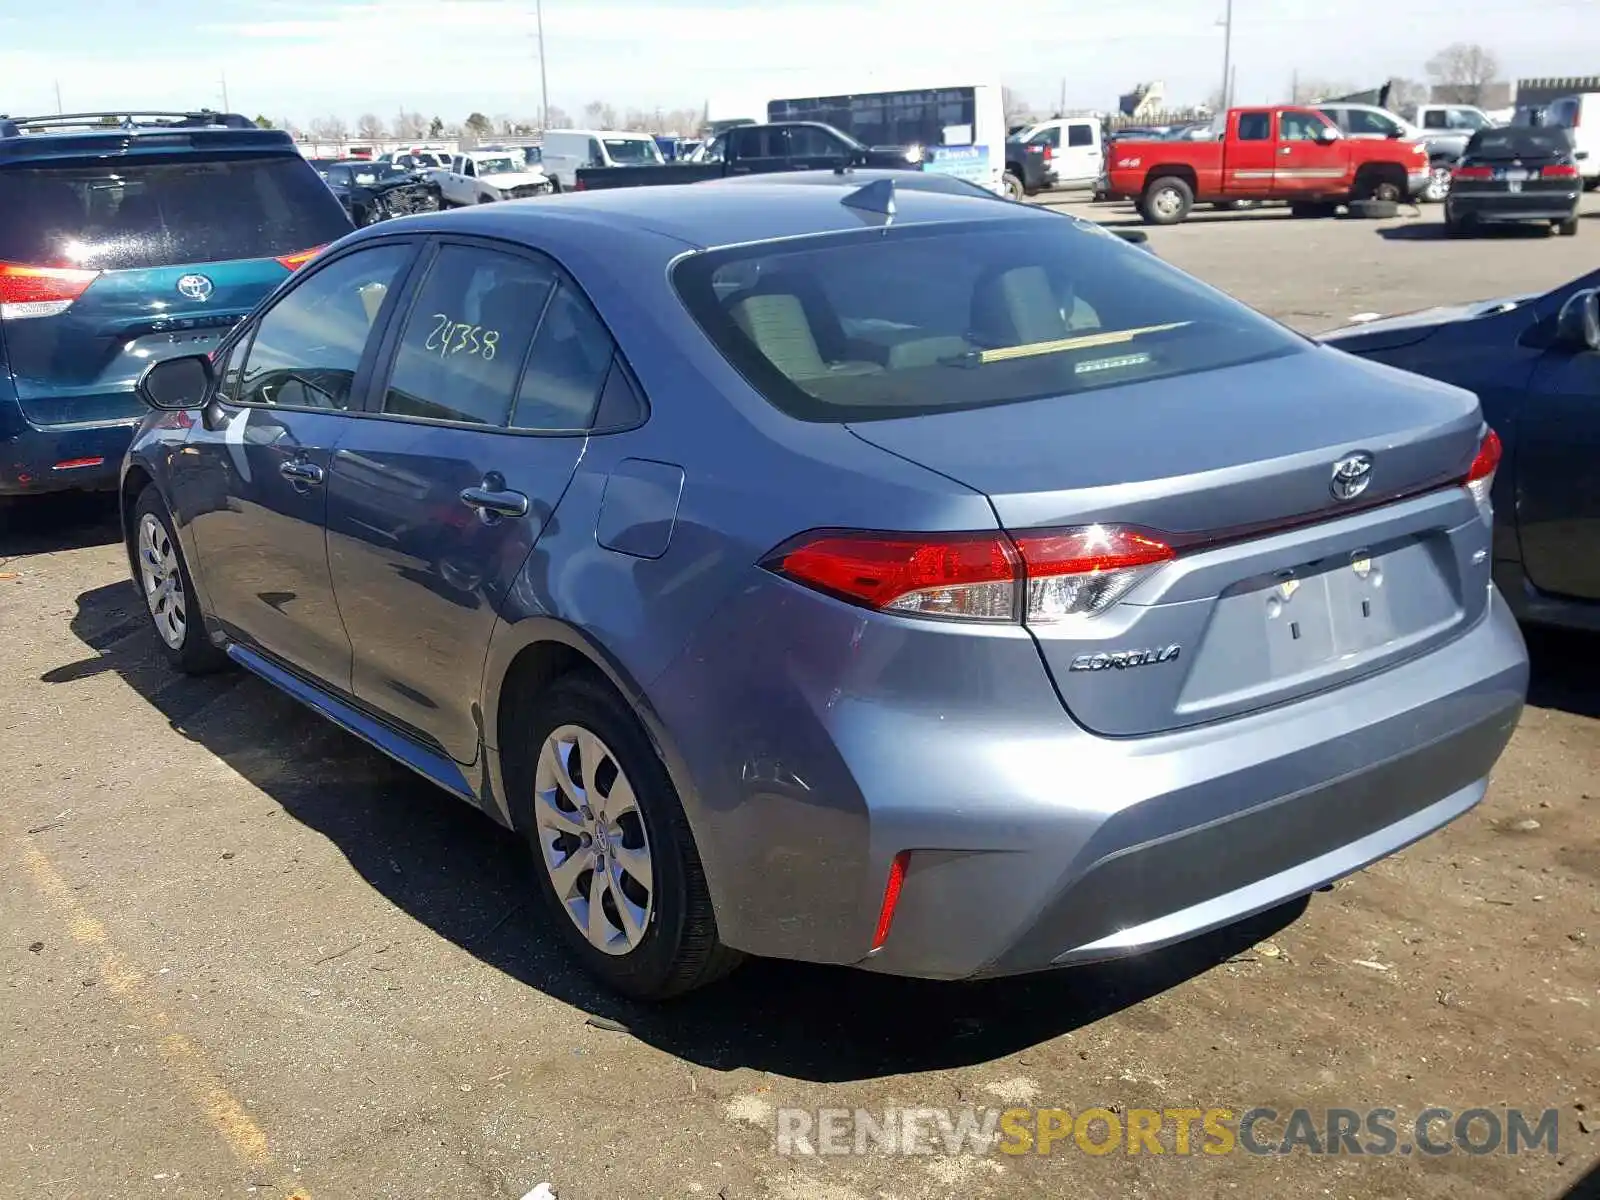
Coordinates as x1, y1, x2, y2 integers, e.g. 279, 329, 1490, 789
1107, 140, 1223, 196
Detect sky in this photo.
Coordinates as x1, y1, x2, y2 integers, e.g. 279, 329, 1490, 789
3, 0, 1599, 127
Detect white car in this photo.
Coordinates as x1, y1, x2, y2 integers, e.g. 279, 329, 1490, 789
435, 151, 552, 206
538, 129, 665, 191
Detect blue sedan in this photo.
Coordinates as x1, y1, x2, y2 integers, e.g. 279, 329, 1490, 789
122, 181, 1526, 998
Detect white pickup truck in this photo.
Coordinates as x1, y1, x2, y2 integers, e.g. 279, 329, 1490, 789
433, 150, 553, 206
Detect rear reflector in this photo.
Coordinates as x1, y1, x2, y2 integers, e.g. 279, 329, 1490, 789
766, 524, 1175, 623
274, 246, 324, 271
0, 261, 101, 321
1540, 164, 1580, 178
871, 851, 911, 952
1463, 427, 1502, 507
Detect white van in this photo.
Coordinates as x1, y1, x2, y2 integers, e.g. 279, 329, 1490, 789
1542, 94, 1600, 188
539, 130, 665, 190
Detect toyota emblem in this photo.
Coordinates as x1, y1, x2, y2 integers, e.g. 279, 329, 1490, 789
176, 274, 214, 302
1330, 452, 1374, 502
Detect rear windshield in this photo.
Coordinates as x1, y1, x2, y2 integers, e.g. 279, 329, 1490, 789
0, 152, 353, 271
673, 218, 1304, 422
1465, 128, 1573, 159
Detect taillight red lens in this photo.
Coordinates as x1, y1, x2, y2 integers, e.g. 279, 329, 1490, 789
0, 261, 101, 320
1540, 164, 1579, 178
1464, 427, 1501, 506
768, 524, 1175, 623
1452, 166, 1493, 180
274, 246, 324, 271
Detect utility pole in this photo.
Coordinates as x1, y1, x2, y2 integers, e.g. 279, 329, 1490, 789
54, 80, 63, 114
1290, 68, 1298, 104
535, 0, 550, 131
1058, 78, 1066, 117
220, 71, 230, 112
1219, 0, 1234, 110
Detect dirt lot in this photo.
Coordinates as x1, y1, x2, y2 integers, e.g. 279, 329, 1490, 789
3, 195, 1598, 1200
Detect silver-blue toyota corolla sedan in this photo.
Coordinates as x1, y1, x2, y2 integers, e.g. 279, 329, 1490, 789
120, 181, 1528, 999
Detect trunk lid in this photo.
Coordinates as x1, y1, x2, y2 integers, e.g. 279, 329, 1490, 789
848, 347, 1491, 736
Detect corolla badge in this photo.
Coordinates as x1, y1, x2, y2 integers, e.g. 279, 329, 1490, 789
176, 274, 215, 302
1069, 645, 1182, 672
1330, 452, 1374, 501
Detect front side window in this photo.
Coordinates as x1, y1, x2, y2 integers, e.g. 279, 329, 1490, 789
1279, 111, 1327, 141
1029, 126, 1061, 149
1449, 108, 1492, 131
237, 243, 412, 410
382, 245, 556, 426
1345, 109, 1401, 136
673, 219, 1304, 423
786, 125, 846, 158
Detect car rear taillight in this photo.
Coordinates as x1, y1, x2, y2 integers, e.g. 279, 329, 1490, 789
275, 246, 325, 271
1452, 165, 1493, 180
0, 261, 101, 321
766, 524, 1175, 623
1042, 145, 1053, 164
1540, 164, 1579, 178
1463, 427, 1502, 508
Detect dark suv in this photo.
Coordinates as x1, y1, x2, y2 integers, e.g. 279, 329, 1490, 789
0, 110, 352, 498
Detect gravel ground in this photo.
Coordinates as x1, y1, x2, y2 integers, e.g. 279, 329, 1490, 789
2, 192, 1597, 1200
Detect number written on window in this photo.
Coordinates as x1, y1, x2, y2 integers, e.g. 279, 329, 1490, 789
424, 313, 501, 360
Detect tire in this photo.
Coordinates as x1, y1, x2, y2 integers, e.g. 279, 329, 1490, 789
478, 193, 496, 204
1583, 178, 1599, 193
131, 486, 229, 675
1444, 214, 1468, 238
1002, 171, 1025, 202
1557, 217, 1579, 237
507, 670, 742, 1000
1368, 179, 1402, 204
1139, 176, 1193, 225
1423, 163, 1453, 203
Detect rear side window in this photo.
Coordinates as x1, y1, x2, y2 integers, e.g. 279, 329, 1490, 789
1067, 124, 1094, 147
0, 153, 352, 271
383, 245, 556, 426
1236, 113, 1271, 141
673, 220, 1303, 423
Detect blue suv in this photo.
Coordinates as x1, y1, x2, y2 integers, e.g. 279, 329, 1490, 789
0, 110, 352, 498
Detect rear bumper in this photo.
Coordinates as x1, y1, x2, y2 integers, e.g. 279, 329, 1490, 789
0, 417, 137, 495
1447, 191, 1580, 223
656, 582, 1527, 980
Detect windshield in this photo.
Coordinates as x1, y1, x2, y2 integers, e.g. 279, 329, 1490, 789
0, 152, 352, 270
476, 156, 522, 175
673, 219, 1303, 422
603, 138, 664, 164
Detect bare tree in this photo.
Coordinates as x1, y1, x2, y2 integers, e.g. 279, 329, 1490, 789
544, 104, 572, 129
583, 100, 618, 128
464, 112, 494, 137
428, 115, 445, 137
356, 113, 386, 141
393, 110, 428, 140
309, 115, 349, 141
1425, 42, 1500, 106
1001, 86, 1031, 126
1385, 77, 1430, 113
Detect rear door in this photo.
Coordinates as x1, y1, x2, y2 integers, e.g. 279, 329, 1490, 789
1223, 110, 1276, 194
1059, 121, 1101, 185
726, 126, 784, 175
783, 124, 853, 172
178, 239, 419, 688
0, 151, 351, 428
1515, 340, 1600, 602
1274, 109, 1347, 196
326, 237, 621, 763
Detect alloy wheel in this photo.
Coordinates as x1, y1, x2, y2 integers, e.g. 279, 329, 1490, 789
533, 724, 654, 956
137, 512, 186, 649
1424, 165, 1452, 203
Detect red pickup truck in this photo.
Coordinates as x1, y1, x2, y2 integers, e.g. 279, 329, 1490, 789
1105, 106, 1431, 224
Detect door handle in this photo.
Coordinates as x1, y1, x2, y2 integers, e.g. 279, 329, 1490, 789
459, 476, 530, 522
1280, 146, 1294, 155
280, 459, 325, 484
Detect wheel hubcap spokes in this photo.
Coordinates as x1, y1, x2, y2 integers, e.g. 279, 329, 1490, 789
533, 724, 653, 955
137, 514, 186, 649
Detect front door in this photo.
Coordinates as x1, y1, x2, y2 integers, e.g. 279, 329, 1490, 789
726, 125, 785, 174
1274, 109, 1348, 198
178, 241, 417, 688
327, 238, 614, 763
1224, 109, 1276, 195
1515, 338, 1600, 602
783, 124, 852, 172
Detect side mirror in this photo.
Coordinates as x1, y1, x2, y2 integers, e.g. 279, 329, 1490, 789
137, 353, 215, 411
1555, 289, 1600, 351
1314, 125, 1340, 145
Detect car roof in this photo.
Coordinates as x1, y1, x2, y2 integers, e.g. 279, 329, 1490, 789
550, 129, 657, 139
376, 179, 1053, 251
